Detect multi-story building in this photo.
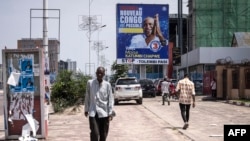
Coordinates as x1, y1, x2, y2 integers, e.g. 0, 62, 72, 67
17, 38, 60, 74
58, 60, 68, 72
0, 64, 2, 89
66, 59, 77, 73
174, 0, 250, 94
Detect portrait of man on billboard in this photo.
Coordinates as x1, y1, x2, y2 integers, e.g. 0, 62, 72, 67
128, 14, 167, 50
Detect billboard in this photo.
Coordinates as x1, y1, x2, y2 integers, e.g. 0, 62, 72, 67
116, 4, 169, 64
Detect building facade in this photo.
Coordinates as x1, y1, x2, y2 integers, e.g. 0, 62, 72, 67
173, 0, 250, 94
66, 59, 77, 73
17, 38, 60, 74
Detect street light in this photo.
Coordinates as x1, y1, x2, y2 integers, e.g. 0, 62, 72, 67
78, 0, 103, 75
94, 25, 107, 67
97, 25, 106, 67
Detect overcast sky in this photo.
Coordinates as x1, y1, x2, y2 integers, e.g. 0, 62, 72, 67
0, 0, 188, 75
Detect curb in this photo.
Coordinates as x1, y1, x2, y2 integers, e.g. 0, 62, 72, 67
225, 100, 250, 107
200, 96, 250, 108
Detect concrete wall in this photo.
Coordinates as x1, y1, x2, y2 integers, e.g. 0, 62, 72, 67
215, 66, 224, 99
216, 65, 250, 100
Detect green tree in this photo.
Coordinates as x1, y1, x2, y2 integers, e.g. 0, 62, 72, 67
110, 61, 129, 84
50, 70, 91, 113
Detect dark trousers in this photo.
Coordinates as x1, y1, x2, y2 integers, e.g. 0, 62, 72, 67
211, 89, 216, 97
89, 114, 110, 141
179, 103, 191, 123
162, 93, 169, 105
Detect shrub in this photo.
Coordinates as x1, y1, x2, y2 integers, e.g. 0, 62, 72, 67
50, 70, 91, 113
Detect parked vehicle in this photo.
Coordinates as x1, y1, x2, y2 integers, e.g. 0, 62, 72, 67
113, 77, 143, 105
154, 78, 178, 96
170, 79, 177, 87
153, 79, 163, 96
138, 79, 156, 97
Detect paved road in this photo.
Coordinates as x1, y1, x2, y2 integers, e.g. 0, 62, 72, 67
1, 93, 250, 141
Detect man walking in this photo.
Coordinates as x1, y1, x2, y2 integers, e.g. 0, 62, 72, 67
161, 77, 171, 105
175, 74, 195, 130
84, 67, 114, 141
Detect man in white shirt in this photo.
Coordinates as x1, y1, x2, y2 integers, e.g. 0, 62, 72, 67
84, 67, 114, 141
161, 77, 171, 105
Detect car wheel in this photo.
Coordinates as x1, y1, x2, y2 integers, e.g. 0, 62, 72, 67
136, 98, 143, 104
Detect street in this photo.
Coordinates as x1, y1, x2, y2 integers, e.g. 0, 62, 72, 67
1, 93, 250, 141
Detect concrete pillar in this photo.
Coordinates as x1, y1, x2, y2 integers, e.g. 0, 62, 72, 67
140, 65, 146, 79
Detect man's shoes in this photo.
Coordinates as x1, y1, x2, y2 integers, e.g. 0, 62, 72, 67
162, 104, 165, 105
168, 101, 170, 105
183, 123, 188, 130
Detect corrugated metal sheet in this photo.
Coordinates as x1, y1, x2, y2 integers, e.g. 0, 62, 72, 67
232, 32, 250, 47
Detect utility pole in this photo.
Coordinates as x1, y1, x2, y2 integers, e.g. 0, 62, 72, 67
178, 0, 183, 55
95, 25, 106, 67
43, 0, 48, 61
78, 0, 102, 76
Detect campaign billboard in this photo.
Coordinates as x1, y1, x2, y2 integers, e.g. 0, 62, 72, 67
116, 4, 169, 64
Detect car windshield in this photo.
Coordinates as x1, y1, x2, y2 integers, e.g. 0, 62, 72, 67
117, 79, 139, 85
139, 79, 153, 85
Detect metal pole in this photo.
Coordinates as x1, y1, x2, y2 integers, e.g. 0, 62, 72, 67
97, 25, 106, 67
186, 17, 189, 74
88, 0, 91, 75
97, 30, 100, 67
178, 0, 183, 55
30, 9, 31, 39
43, 0, 48, 58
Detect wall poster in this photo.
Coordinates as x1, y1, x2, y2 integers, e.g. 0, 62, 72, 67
2, 48, 45, 139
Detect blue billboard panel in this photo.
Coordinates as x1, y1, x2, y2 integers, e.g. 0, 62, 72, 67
116, 4, 169, 64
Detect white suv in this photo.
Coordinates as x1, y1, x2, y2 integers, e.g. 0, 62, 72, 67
114, 77, 143, 105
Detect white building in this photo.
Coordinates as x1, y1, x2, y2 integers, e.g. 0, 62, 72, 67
66, 59, 77, 73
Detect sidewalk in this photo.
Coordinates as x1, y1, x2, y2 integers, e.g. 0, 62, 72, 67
143, 95, 250, 141
1, 95, 250, 141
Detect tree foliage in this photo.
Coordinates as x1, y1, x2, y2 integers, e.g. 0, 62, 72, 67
50, 70, 91, 113
110, 61, 129, 84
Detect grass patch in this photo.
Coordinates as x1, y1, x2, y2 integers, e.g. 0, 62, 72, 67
235, 99, 250, 104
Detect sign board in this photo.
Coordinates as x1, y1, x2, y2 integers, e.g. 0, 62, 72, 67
116, 4, 169, 64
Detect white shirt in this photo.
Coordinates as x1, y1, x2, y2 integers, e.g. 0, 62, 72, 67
161, 80, 171, 95
84, 79, 114, 118
211, 81, 216, 90
128, 34, 160, 49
